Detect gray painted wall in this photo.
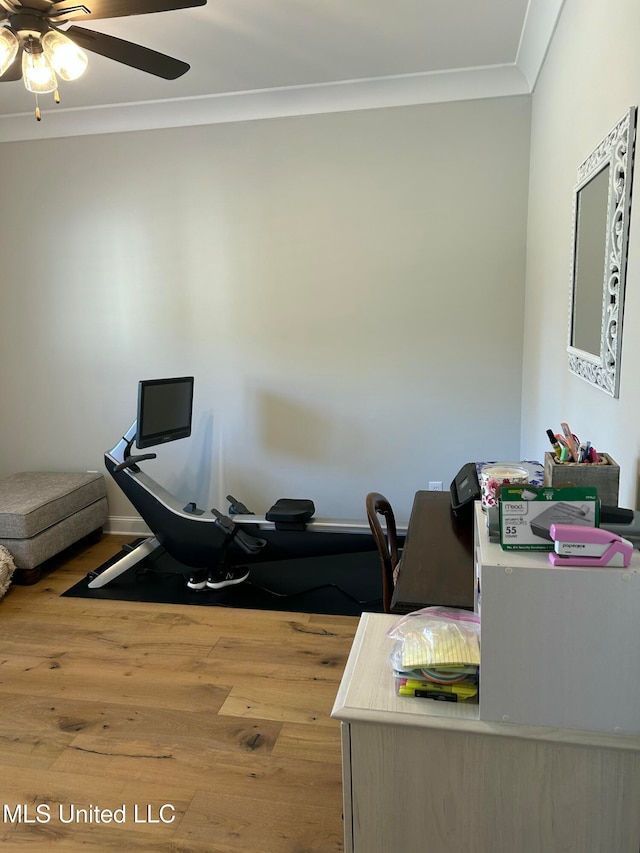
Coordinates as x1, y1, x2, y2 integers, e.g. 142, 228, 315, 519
522, 0, 640, 508
0, 96, 530, 527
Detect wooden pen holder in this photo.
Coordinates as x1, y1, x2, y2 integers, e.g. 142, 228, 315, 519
543, 452, 620, 506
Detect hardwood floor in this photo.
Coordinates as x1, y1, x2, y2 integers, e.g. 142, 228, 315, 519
0, 535, 359, 852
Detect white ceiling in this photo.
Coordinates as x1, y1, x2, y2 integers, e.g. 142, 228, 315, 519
0, 0, 565, 142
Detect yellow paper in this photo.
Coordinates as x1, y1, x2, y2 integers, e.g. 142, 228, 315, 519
401, 628, 480, 669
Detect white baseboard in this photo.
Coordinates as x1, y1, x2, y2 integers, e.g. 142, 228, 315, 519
104, 516, 151, 537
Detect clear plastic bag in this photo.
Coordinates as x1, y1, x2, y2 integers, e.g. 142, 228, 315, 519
387, 606, 480, 674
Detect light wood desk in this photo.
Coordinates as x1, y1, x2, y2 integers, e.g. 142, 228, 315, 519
332, 610, 640, 852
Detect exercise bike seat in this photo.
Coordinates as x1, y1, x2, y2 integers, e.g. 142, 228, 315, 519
266, 498, 315, 530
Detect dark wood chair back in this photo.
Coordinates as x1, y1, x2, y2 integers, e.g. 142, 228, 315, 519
365, 492, 400, 613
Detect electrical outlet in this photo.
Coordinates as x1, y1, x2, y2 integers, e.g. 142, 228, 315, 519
428, 481, 443, 491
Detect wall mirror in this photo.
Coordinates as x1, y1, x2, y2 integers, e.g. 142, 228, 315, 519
568, 107, 637, 397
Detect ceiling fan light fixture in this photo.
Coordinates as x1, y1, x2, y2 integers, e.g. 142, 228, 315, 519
0, 27, 20, 77
22, 38, 58, 94
42, 30, 88, 82
1, 0, 203, 120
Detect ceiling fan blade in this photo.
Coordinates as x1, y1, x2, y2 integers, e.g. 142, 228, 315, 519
0, 47, 22, 82
11, 0, 55, 12
51, 0, 206, 23
65, 25, 189, 79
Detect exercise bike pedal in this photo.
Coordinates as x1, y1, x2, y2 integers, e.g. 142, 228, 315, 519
210, 507, 267, 554
235, 529, 267, 554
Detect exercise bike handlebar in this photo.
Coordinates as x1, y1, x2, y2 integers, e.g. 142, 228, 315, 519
112, 453, 157, 473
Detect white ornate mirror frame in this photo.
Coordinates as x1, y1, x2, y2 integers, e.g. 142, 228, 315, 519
568, 107, 637, 398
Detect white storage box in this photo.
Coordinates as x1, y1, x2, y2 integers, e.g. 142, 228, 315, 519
475, 504, 640, 734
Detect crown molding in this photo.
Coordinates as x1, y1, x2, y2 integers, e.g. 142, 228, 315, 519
1, 64, 530, 142
515, 0, 566, 90
0, 0, 564, 143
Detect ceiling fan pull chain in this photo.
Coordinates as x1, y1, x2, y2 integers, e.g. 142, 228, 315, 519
35, 93, 41, 122
54, 88, 60, 104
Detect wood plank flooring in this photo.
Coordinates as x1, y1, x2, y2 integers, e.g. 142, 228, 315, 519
0, 536, 360, 852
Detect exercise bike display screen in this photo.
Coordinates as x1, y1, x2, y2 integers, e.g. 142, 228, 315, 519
136, 376, 194, 449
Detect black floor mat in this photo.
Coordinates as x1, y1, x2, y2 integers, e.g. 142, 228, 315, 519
62, 543, 384, 616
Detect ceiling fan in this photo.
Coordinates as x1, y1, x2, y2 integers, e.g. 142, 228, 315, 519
0, 0, 206, 119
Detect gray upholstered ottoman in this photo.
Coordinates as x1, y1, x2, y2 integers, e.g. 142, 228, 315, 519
0, 472, 108, 584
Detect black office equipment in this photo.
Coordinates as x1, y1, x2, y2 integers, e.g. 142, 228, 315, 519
450, 463, 481, 517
